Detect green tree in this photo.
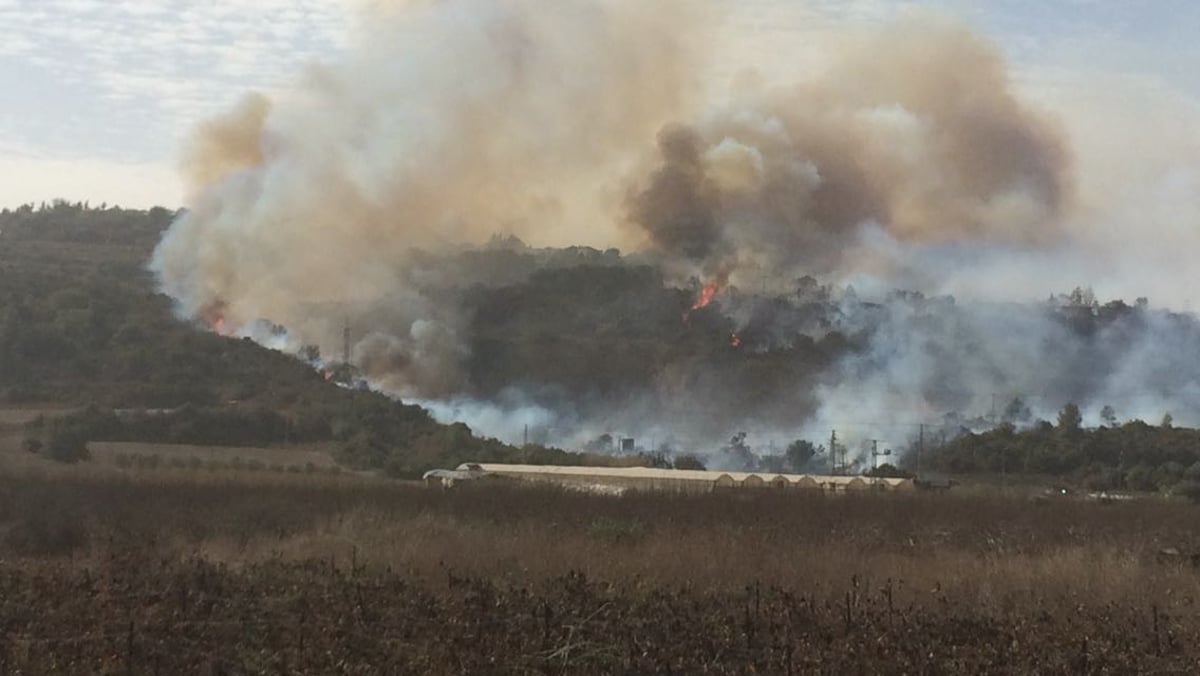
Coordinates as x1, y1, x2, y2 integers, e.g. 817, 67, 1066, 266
637, 452, 672, 469
1174, 480, 1200, 503
784, 439, 817, 472
583, 433, 614, 453
723, 432, 754, 470
1125, 464, 1159, 493
1003, 397, 1032, 424
672, 454, 706, 470
864, 463, 913, 479
45, 425, 89, 463
1057, 403, 1082, 435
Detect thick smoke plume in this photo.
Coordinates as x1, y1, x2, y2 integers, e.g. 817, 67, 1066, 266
628, 14, 1072, 279
153, 0, 704, 395
152, 1, 1200, 467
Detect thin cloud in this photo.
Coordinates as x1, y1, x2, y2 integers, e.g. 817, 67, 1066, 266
0, 1, 346, 166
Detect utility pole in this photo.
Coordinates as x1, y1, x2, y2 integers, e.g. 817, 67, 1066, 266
830, 429, 838, 475
342, 317, 351, 365
917, 424, 925, 479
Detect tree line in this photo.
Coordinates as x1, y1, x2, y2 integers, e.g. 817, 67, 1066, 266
921, 403, 1200, 497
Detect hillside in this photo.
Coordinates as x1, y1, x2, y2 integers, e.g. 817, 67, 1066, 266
0, 202, 348, 408
0, 202, 536, 477
7, 202, 1200, 489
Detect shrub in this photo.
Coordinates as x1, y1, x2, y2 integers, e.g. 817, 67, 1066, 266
1083, 467, 1121, 492
45, 425, 89, 463
1173, 480, 1200, 503
672, 454, 707, 471
135, 454, 161, 470
865, 463, 913, 479
2, 512, 88, 557
1125, 465, 1159, 493
589, 517, 645, 545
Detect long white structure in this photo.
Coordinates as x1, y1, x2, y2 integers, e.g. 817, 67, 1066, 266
449, 463, 914, 494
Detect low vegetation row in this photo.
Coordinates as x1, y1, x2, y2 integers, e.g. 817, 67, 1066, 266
20, 403, 700, 479
24, 398, 1200, 496
2, 476, 1200, 672
109, 453, 339, 475
922, 404, 1200, 498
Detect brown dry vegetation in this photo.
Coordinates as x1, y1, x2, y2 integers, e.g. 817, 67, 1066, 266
1, 471, 1199, 673
87, 441, 340, 471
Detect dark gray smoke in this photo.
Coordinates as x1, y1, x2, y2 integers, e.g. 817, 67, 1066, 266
628, 14, 1071, 278
148, 2, 1200, 468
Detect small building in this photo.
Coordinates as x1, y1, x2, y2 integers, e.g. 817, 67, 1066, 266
843, 477, 869, 491
791, 475, 821, 490
449, 463, 918, 495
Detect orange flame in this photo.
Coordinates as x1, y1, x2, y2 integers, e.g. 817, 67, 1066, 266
730, 333, 742, 348
691, 282, 719, 311
212, 315, 227, 336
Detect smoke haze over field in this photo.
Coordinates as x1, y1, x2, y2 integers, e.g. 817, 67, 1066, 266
151, 0, 1200, 466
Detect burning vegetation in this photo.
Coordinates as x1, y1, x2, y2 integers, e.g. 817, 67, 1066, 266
144, 0, 1200, 469
689, 281, 719, 312
8, 201, 1200, 491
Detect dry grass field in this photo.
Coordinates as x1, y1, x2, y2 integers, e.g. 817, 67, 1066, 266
87, 441, 341, 471
0, 410, 344, 481
0, 408, 69, 426
1, 468, 1199, 673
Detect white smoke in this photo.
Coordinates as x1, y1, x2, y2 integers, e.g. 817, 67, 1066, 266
150, 1, 1200, 466
152, 0, 705, 395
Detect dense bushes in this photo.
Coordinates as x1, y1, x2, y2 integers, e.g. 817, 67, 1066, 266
0, 204, 531, 474
26, 405, 277, 448
922, 412, 1200, 494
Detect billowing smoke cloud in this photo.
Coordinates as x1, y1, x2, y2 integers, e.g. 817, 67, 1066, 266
152, 0, 705, 395
788, 288, 1200, 471
628, 14, 1072, 278
151, 1, 1200, 467
179, 93, 272, 196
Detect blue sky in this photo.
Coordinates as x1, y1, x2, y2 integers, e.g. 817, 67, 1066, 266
1, 0, 1197, 208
